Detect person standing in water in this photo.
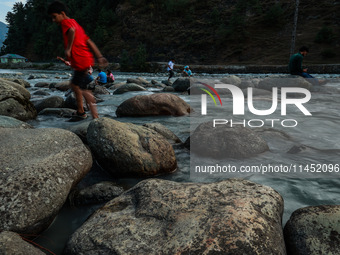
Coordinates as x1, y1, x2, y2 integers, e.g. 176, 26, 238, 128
48, 1, 108, 120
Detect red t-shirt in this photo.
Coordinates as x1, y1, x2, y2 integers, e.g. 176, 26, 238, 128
61, 19, 94, 71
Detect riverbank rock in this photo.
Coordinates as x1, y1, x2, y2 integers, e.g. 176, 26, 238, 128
3, 78, 31, 88
0, 128, 93, 234
93, 85, 110, 95
220, 75, 242, 86
112, 83, 147, 94
69, 181, 124, 206
258, 76, 312, 91
0, 78, 37, 121
33, 96, 65, 113
0, 231, 45, 255
38, 108, 75, 117
284, 205, 340, 255
34, 82, 49, 88
54, 81, 70, 91
87, 117, 177, 177
0, 115, 33, 129
172, 77, 191, 92
116, 93, 192, 117
64, 178, 285, 255
190, 122, 269, 158
127, 77, 149, 86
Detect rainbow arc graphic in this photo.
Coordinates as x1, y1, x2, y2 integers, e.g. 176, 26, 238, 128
199, 82, 222, 115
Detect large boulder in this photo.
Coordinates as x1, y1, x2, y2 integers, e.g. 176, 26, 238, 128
0, 78, 37, 121
190, 121, 269, 159
0, 128, 93, 234
0, 231, 45, 255
64, 178, 285, 255
112, 83, 147, 94
172, 77, 191, 92
33, 96, 65, 113
116, 93, 192, 117
0, 115, 33, 129
87, 117, 177, 177
284, 205, 340, 255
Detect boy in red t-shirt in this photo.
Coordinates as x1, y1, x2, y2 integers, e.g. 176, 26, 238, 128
48, 1, 108, 119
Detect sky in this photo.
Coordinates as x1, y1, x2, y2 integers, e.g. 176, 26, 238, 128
0, 0, 27, 25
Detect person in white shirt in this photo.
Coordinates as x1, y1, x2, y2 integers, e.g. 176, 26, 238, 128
167, 59, 175, 81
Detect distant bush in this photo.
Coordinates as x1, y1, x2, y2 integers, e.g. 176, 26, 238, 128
321, 49, 336, 58
133, 44, 147, 71
315, 26, 335, 43
262, 4, 284, 27
164, 0, 190, 16
120, 49, 131, 71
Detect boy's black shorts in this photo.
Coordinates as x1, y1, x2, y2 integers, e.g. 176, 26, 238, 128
72, 70, 95, 90
169, 70, 174, 78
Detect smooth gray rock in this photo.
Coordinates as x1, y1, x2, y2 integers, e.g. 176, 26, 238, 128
284, 205, 340, 255
87, 118, 177, 177
33, 96, 65, 113
54, 81, 70, 91
0, 78, 37, 121
0, 115, 33, 129
112, 83, 147, 94
220, 75, 242, 86
116, 93, 192, 117
190, 121, 269, 159
64, 178, 285, 255
0, 128, 93, 234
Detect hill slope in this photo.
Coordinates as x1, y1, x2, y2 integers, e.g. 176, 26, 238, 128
102, 0, 339, 65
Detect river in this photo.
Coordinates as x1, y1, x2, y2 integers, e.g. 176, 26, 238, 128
1, 68, 340, 254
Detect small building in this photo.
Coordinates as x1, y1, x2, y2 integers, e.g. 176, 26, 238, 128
0, 54, 27, 64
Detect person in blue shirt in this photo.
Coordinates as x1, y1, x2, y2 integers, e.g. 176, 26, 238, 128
182, 65, 192, 77
96, 69, 107, 85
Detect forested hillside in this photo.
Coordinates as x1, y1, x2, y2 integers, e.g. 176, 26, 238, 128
1, 0, 339, 70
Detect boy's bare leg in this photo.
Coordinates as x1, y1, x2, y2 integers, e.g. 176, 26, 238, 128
70, 83, 85, 114
82, 90, 99, 119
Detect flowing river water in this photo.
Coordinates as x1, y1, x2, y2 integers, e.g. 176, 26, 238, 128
1, 68, 340, 254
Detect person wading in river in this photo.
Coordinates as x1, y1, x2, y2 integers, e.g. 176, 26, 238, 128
48, 0, 108, 120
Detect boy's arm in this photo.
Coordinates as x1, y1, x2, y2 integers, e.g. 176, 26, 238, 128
87, 39, 108, 68
65, 28, 75, 59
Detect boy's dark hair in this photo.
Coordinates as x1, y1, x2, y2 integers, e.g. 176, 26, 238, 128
47, 1, 67, 15
299, 46, 309, 53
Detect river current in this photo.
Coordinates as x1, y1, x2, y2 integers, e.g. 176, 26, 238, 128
1, 68, 340, 254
